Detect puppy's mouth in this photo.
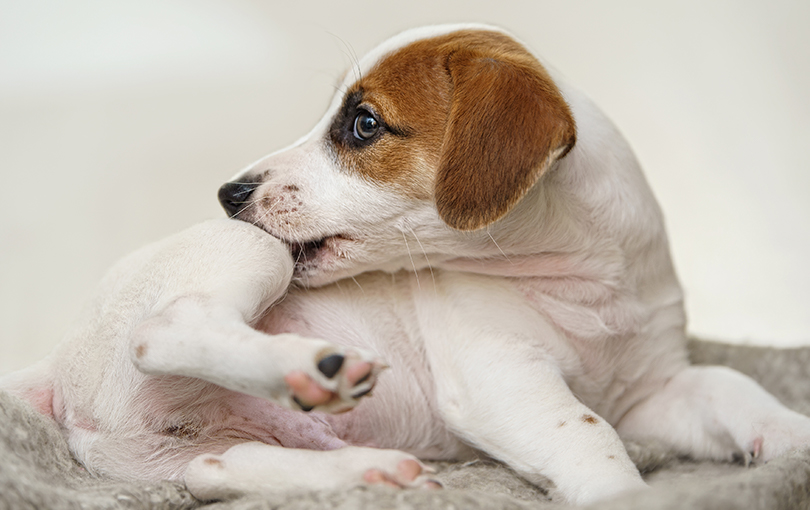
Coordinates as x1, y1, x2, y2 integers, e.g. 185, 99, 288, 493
288, 238, 328, 262
284, 234, 355, 275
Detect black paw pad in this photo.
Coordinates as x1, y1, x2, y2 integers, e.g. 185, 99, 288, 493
317, 354, 345, 379
293, 396, 314, 412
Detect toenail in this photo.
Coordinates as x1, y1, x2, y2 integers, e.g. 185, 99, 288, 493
352, 388, 373, 399
426, 479, 443, 489
292, 396, 314, 412
317, 354, 344, 379
353, 371, 371, 387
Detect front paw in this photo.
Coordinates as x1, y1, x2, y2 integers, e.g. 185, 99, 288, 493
285, 348, 386, 413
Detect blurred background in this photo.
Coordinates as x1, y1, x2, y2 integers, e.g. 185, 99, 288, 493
1, 0, 808, 375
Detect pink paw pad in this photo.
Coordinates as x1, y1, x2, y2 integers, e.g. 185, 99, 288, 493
284, 371, 333, 410
284, 351, 383, 413
363, 459, 442, 489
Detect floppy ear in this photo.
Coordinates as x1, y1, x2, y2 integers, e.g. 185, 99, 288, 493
435, 46, 576, 231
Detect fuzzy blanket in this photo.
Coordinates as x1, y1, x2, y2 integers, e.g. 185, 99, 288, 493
3, 339, 810, 510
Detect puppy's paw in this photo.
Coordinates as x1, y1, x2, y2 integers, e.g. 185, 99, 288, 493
363, 459, 442, 490
285, 348, 386, 413
737, 411, 810, 464
186, 444, 439, 500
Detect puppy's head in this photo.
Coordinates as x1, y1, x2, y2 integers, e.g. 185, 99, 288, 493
219, 25, 576, 286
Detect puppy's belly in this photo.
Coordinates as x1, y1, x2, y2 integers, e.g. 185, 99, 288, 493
257, 275, 473, 460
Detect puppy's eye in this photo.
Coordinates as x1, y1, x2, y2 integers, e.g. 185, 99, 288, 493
353, 111, 379, 140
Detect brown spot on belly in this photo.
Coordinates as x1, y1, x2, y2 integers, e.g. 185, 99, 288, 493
582, 414, 598, 425
203, 457, 223, 467
557, 420, 567, 428
163, 422, 201, 440
134, 343, 147, 359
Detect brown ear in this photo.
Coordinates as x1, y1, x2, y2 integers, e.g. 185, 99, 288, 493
435, 43, 576, 231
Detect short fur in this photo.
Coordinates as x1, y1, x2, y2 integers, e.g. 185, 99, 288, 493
3, 24, 810, 506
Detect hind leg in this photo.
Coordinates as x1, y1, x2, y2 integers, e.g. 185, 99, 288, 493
617, 365, 810, 463
185, 442, 441, 500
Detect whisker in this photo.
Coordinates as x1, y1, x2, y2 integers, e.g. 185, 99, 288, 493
401, 231, 420, 290
227, 197, 264, 207
248, 200, 275, 229
486, 228, 513, 264
408, 227, 435, 289
332, 278, 349, 298
226, 194, 265, 220
326, 31, 363, 83
349, 275, 366, 296
221, 193, 267, 219
331, 83, 350, 96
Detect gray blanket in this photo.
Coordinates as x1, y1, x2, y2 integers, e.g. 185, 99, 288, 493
3, 339, 810, 510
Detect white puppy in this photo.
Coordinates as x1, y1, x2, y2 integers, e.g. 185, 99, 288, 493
4, 24, 810, 506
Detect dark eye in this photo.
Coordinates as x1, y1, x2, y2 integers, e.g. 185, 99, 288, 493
353, 110, 379, 140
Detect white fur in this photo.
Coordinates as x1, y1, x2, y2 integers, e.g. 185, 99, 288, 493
3, 24, 810, 506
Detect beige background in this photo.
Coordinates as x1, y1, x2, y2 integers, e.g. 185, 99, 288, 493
1, 0, 808, 375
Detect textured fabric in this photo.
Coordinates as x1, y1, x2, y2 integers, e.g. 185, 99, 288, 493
2, 339, 810, 510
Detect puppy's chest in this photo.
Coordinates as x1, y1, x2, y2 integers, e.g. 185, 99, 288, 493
263, 270, 638, 377
260, 270, 643, 428
259, 274, 425, 355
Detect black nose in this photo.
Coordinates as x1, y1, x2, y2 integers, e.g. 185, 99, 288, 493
218, 181, 260, 217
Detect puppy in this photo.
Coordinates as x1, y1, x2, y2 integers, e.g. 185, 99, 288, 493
4, 24, 810, 506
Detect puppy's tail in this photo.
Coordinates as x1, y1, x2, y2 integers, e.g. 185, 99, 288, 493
0, 358, 56, 419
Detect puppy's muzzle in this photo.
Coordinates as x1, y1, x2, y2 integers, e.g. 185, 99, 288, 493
218, 181, 260, 217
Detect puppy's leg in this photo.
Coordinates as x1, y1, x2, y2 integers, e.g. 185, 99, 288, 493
423, 337, 644, 502
418, 275, 646, 505
184, 442, 440, 501
430, 347, 645, 504
124, 220, 382, 412
617, 365, 810, 464
130, 297, 384, 413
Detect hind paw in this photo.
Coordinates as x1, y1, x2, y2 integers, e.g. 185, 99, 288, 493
285, 348, 386, 413
364, 459, 443, 489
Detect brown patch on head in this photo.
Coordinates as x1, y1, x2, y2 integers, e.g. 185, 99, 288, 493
329, 41, 453, 198
329, 28, 576, 228
582, 414, 598, 425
